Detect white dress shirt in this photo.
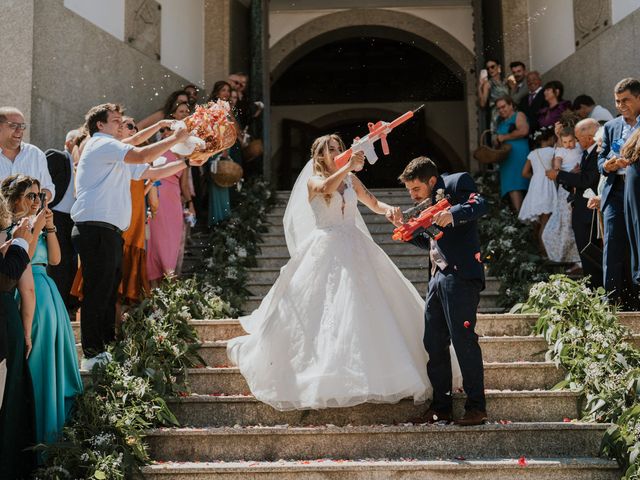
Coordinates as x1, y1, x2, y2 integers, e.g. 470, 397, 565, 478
589, 105, 614, 124
0, 142, 56, 200
71, 133, 147, 231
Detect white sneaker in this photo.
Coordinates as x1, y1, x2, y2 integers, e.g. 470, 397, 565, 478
81, 351, 113, 371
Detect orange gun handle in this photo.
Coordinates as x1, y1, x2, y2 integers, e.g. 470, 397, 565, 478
334, 148, 353, 169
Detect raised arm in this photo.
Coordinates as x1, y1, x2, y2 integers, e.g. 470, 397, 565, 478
136, 110, 164, 131
351, 175, 393, 215
123, 119, 174, 146
124, 127, 190, 165
43, 208, 61, 266
307, 152, 364, 200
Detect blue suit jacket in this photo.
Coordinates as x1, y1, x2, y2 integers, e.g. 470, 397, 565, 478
410, 172, 487, 285
598, 116, 627, 209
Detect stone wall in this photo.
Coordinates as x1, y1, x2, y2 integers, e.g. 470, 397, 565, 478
28, 0, 189, 149
0, 0, 35, 142
543, 6, 640, 112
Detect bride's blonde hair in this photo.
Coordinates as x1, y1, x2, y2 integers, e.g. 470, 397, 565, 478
311, 134, 346, 203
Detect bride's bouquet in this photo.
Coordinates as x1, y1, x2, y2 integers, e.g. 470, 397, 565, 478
171, 100, 237, 162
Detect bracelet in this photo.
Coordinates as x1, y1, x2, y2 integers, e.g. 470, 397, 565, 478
46, 226, 57, 233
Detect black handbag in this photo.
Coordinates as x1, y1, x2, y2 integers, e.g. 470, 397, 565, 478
579, 210, 603, 270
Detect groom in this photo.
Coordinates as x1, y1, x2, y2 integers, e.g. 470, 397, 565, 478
389, 156, 488, 426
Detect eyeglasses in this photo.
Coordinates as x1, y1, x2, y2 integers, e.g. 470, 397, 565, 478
1, 120, 28, 131
24, 192, 38, 201
124, 122, 136, 131
487, 64, 498, 70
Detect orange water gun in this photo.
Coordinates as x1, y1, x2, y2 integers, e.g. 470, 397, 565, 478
334, 105, 424, 170
392, 197, 452, 242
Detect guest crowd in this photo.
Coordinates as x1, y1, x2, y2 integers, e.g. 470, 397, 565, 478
0, 72, 262, 477
479, 59, 640, 311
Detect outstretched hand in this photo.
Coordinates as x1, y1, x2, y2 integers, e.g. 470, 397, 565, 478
385, 207, 403, 227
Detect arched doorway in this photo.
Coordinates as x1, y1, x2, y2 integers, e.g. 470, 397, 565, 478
269, 9, 477, 189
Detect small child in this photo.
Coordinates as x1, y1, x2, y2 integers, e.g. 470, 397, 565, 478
542, 127, 581, 267
519, 127, 558, 223
553, 128, 582, 174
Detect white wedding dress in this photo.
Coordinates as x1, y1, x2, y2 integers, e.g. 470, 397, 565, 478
227, 168, 460, 411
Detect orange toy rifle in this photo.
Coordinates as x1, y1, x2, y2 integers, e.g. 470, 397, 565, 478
334, 105, 424, 170
392, 197, 452, 242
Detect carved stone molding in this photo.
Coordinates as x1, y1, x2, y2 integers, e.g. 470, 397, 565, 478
125, 0, 161, 60
573, 0, 611, 48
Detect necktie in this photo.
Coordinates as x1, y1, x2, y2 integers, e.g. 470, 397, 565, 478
528, 92, 535, 106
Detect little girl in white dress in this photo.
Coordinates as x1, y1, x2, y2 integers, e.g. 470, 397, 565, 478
519, 128, 557, 223
542, 129, 581, 264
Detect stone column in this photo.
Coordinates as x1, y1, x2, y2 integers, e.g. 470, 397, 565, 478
204, 0, 232, 90
250, 0, 270, 179
500, 0, 531, 67
0, 0, 35, 142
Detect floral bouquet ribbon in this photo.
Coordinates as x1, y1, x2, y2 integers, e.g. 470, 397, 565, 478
171, 100, 237, 161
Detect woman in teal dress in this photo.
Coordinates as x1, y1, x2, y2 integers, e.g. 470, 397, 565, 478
495, 96, 531, 213
7, 176, 82, 449
207, 80, 243, 227
0, 176, 38, 478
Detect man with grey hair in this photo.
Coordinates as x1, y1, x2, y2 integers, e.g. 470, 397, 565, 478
45, 128, 82, 310
0, 106, 55, 201
548, 118, 603, 287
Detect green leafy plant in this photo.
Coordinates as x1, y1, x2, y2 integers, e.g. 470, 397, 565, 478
525, 275, 640, 478
34, 277, 231, 479
202, 177, 277, 312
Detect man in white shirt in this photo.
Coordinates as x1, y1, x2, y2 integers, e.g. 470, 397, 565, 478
71, 103, 189, 369
573, 95, 615, 125
0, 106, 55, 202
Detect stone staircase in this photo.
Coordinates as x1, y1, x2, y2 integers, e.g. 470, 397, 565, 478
71, 189, 630, 478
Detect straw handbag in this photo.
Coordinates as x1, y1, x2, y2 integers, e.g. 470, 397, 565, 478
212, 160, 243, 188
473, 129, 512, 165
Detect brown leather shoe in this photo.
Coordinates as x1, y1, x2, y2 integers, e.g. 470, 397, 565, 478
413, 408, 452, 424
454, 409, 488, 426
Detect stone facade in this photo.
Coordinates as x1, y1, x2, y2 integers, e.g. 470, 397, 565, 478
544, 6, 640, 113
0, 0, 35, 142
23, 0, 189, 150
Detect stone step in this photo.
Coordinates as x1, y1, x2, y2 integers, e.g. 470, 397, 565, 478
255, 253, 429, 269
257, 241, 426, 258
246, 267, 504, 290
185, 336, 546, 367
146, 423, 609, 462
265, 213, 401, 226
80, 363, 562, 393
263, 221, 398, 235
178, 362, 564, 394
167, 390, 582, 426
269, 199, 416, 216
141, 458, 620, 479
70, 313, 640, 344
242, 291, 502, 312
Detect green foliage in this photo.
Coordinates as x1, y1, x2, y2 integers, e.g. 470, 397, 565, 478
476, 171, 549, 307
202, 177, 277, 312
34, 277, 229, 479
525, 275, 640, 478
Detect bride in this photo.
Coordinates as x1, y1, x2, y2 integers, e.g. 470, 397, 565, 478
227, 134, 459, 411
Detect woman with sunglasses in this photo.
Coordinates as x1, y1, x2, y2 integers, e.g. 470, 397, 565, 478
0, 175, 83, 472
478, 58, 510, 131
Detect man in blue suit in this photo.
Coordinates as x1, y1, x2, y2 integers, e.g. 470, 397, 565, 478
390, 157, 487, 426
598, 78, 640, 309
